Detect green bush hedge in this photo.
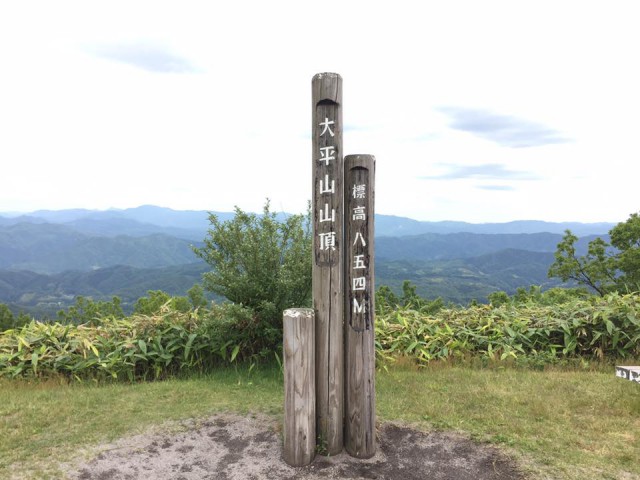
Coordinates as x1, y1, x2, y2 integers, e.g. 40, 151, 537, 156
0, 303, 258, 381
376, 292, 640, 365
3, 293, 639, 381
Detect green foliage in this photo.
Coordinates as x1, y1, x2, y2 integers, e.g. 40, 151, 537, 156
549, 212, 640, 295
489, 286, 590, 307
197, 303, 280, 363
376, 280, 445, 315
0, 305, 30, 331
610, 212, 640, 291
0, 296, 286, 381
187, 284, 208, 310
376, 285, 400, 312
192, 200, 312, 352
0, 305, 223, 381
0, 304, 15, 331
548, 230, 617, 295
376, 292, 640, 365
57, 296, 125, 324
487, 290, 510, 307
133, 290, 191, 315
0, 304, 32, 332
4, 291, 640, 380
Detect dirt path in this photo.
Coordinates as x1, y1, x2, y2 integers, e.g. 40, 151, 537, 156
65, 413, 526, 480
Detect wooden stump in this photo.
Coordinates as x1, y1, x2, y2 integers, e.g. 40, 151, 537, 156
344, 154, 376, 458
283, 308, 316, 467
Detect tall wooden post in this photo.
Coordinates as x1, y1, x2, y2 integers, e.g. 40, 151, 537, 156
344, 154, 376, 458
283, 308, 316, 467
312, 72, 344, 455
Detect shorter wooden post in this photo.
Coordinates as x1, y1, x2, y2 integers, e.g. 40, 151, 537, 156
283, 308, 316, 467
344, 154, 376, 459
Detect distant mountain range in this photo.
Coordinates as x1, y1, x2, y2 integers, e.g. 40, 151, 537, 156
0, 222, 199, 274
0, 206, 615, 316
374, 215, 614, 237
0, 205, 615, 239
376, 232, 600, 262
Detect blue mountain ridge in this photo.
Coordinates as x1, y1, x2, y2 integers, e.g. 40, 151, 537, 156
0, 206, 617, 315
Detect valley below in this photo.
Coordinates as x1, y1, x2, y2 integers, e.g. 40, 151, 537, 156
0, 206, 612, 317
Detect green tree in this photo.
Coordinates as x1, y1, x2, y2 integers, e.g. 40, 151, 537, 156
57, 296, 125, 324
0, 303, 15, 331
548, 230, 617, 296
487, 290, 510, 307
376, 281, 444, 314
187, 284, 208, 310
514, 285, 543, 304
375, 285, 400, 313
610, 212, 640, 292
192, 200, 312, 343
133, 290, 191, 315
548, 212, 640, 295
401, 280, 420, 306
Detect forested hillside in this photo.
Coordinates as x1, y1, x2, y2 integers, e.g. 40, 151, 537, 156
0, 264, 211, 317
0, 206, 615, 316
0, 223, 199, 273
377, 250, 561, 304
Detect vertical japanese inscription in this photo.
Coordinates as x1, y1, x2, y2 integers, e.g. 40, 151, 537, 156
314, 104, 341, 265
345, 166, 373, 332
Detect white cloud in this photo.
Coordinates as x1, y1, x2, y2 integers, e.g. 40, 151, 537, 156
86, 41, 198, 73
0, 1, 638, 223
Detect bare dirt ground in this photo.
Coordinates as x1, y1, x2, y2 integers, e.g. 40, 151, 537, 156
64, 413, 526, 480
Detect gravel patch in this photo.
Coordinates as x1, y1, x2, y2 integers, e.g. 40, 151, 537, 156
64, 413, 525, 479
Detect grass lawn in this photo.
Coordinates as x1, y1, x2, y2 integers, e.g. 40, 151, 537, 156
1, 363, 639, 479
377, 362, 640, 479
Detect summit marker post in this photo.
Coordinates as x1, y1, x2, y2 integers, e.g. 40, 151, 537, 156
344, 154, 376, 458
312, 72, 344, 455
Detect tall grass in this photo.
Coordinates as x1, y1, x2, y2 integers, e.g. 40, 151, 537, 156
0, 304, 245, 381
376, 292, 640, 365
2, 292, 640, 381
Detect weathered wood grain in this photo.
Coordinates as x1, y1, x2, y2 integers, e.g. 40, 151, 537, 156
283, 308, 316, 467
344, 154, 376, 458
312, 72, 344, 455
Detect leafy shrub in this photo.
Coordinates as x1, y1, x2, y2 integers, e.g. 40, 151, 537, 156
57, 296, 125, 325
4, 292, 639, 381
376, 281, 445, 315
195, 303, 280, 363
548, 212, 640, 295
488, 286, 591, 308
1, 305, 217, 381
1, 304, 31, 331
133, 290, 191, 315
0, 299, 288, 381
376, 292, 640, 365
192, 201, 312, 354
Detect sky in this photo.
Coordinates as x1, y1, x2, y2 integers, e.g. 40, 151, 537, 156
1, 0, 638, 224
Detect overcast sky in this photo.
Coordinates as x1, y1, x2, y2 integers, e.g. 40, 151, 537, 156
1, 1, 638, 223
